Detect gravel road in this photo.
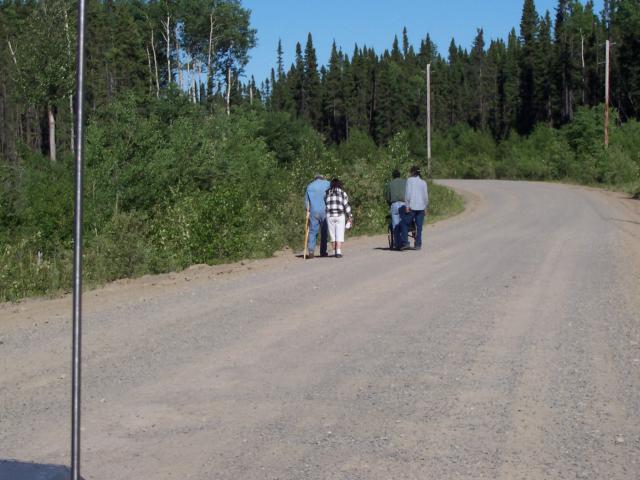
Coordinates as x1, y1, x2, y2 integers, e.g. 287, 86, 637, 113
1, 180, 639, 480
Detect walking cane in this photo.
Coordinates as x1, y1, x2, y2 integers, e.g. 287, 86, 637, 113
303, 208, 310, 259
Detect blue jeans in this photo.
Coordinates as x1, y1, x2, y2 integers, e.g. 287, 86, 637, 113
308, 211, 328, 255
391, 202, 404, 250
401, 208, 425, 248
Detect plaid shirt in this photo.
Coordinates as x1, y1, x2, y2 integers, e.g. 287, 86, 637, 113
324, 187, 352, 217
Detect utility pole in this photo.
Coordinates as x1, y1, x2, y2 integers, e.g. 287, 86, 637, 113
426, 63, 432, 178
604, 39, 610, 148
71, 1, 87, 479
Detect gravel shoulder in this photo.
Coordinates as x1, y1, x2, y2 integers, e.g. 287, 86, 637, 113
1, 181, 639, 480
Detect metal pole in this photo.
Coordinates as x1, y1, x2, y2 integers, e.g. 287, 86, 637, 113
426, 63, 432, 178
604, 40, 610, 148
71, 1, 87, 479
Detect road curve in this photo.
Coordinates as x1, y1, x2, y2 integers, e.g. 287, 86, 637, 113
1, 180, 639, 480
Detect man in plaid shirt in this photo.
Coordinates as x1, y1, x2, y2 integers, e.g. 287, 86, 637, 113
324, 178, 353, 258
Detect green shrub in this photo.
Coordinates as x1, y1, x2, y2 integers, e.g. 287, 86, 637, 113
85, 211, 154, 283
0, 235, 72, 301
432, 124, 497, 178
597, 146, 640, 185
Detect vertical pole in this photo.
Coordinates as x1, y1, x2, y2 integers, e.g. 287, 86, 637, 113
604, 39, 610, 148
71, 1, 87, 479
426, 63, 432, 178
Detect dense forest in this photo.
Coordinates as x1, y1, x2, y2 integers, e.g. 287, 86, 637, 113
1, 0, 639, 300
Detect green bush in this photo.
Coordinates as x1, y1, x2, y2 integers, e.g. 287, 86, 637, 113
0, 234, 72, 301
432, 124, 497, 178
597, 146, 640, 185
85, 211, 154, 283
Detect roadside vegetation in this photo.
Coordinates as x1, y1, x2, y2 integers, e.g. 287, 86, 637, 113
0, 97, 463, 301
1, 0, 639, 301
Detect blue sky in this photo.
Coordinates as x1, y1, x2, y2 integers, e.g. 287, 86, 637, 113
242, 0, 604, 84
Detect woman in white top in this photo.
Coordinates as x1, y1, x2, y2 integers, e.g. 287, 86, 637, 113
324, 178, 353, 258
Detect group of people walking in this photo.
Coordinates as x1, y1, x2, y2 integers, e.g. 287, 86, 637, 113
305, 175, 353, 259
304, 165, 428, 258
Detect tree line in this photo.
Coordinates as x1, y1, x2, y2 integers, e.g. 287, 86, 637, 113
0, 0, 257, 164
1, 0, 639, 161
266, 0, 640, 145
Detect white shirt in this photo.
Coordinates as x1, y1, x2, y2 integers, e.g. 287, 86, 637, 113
404, 176, 428, 211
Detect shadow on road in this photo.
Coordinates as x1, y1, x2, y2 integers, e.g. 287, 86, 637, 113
0, 460, 83, 480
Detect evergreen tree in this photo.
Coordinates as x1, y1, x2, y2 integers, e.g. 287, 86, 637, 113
518, 0, 540, 134
304, 33, 322, 129
277, 38, 285, 79
613, 0, 640, 119
323, 41, 345, 141
402, 27, 410, 58
538, 11, 554, 123
554, 0, 575, 122
469, 29, 487, 130
502, 29, 521, 137
292, 42, 305, 117
391, 35, 403, 64
446, 39, 468, 127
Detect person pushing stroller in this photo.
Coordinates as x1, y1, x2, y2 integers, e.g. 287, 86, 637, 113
385, 169, 406, 250
400, 165, 428, 250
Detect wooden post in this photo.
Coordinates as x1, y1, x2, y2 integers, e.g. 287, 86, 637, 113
47, 105, 56, 162
426, 63, 432, 178
303, 209, 310, 259
604, 40, 610, 148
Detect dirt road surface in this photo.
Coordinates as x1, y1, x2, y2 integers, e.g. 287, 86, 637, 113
1, 180, 639, 480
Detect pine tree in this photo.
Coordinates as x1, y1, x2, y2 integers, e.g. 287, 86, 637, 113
304, 33, 322, 129
391, 35, 403, 64
554, 0, 575, 122
446, 39, 468, 127
323, 41, 345, 141
613, 0, 640, 119
292, 42, 305, 117
538, 11, 554, 124
402, 27, 410, 58
486, 39, 505, 137
277, 38, 285, 79
469, 29, 487, 130
518, 0, 540, 134
503, 29, 521, 137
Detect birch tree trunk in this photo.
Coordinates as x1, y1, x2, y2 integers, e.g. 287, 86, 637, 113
226, 62, 232, 115
208, 14, 214, 75
192, 67, 197, 103
581, 33, 586, 105
150, 29, 160, 98
146, 45, 153, 94
175, 26, 183, 88
186, 61, 191, 99
47, 105, 56, 163
63, 8, 74, 154
197, 61, 203, 102
7, 39, 17, 65
161, 15, 172, 84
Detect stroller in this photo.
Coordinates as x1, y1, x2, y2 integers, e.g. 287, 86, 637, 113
387, 214, 416, 250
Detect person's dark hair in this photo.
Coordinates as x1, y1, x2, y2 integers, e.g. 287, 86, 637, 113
392, 169, 401, 179
410, 165, 421, 177
329, 178, 343, 190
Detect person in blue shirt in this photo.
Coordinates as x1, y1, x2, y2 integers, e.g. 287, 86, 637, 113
305, 174, 331, 258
